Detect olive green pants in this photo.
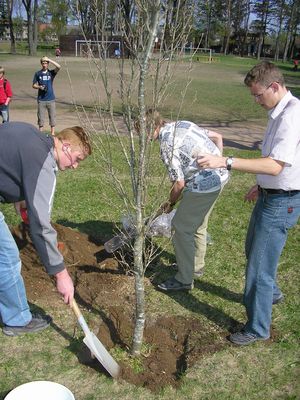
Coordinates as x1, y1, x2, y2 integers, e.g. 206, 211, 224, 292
172, 188, 220, 284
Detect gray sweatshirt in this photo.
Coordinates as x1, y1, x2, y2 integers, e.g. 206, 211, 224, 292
0, 122, 64, 275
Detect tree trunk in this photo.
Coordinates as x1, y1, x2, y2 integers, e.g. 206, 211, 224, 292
131, 1, 160, 356
7, 0, 16, 54
32, 0, 38, 55
224, 0, 232, 55
274, 0, 285, 61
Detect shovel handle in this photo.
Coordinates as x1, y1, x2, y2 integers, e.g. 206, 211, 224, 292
72, 299, 82, 318
72, 299, 91, 336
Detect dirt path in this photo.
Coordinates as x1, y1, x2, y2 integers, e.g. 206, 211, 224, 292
4, 55, 266, 150
11, 105, 266, 151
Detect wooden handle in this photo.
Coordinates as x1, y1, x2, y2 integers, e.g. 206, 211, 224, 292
72, 299, 82, 319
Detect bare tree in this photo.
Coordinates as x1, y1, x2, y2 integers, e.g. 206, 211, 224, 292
6, 0, 16, 54
69, 0, 193, 356
22, 0, 38, 55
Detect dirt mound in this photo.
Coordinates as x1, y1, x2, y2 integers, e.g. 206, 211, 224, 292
11, 222, 226, 392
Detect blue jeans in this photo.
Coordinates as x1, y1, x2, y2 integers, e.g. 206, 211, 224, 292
0, 104, 9, 123
244, 191, 300, 338
0, 211, 31, 326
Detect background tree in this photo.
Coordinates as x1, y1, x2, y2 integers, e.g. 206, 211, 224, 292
272, 0, 287, 61
251, 0, 276, 59
22, 0, 38, 55
42, 0, 70, 38
231, 0, 251, 56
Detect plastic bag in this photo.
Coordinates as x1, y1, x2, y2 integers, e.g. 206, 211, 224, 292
148, 210, 176, 238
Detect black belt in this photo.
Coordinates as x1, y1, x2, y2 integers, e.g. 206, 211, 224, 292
259, 187, 299, 195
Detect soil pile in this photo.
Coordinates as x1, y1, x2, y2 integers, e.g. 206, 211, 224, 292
11, 222, 226, 392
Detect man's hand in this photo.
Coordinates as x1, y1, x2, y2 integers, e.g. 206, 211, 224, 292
159, 201, 174, 215
55, 269, 74, 305
245, 184, 259, 202
197, 154, 226, 169
14, 200, 27, 216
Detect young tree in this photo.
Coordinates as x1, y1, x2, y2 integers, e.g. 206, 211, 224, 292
70, 0, 193, 356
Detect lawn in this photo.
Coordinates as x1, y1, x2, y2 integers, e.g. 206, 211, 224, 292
0, 53, 299, 399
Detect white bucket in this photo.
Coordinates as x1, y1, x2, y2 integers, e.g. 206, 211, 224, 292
4, 381, 75, 400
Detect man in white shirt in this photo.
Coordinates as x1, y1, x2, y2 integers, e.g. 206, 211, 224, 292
197, 61, 300, 345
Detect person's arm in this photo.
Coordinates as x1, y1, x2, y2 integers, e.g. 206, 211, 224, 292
207, 130, 223, 154
23, 154, 74, 305
160, 179, 185, 213
197, 154, 284, 175
32, 72, 41, 90
4, 80, 12, 104
44, 56, 61, 72
32, 82, 41, 90
245, 184, 259, 202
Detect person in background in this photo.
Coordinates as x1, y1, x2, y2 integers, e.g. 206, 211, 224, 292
197, 61, 300, 345
0, 122, 92, 336
32, 56, 61, 136
55, 48, 61, 58
144, 111, 228, 291
0, 66, 13, 123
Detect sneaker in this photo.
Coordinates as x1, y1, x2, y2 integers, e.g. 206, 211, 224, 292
2, 314, 52, 337
157, 277, 193, 292
272, 294, 284, 305
229, 330, 269, 346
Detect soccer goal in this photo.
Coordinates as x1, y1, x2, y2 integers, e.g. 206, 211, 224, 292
75, 40, 121, 58
182, 47, 213, 63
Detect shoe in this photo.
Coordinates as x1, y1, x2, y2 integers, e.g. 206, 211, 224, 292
157, 277, 193, 292
194, 268, 204, 278
272, 294, 284, 305
229, 331, 269, 346
2, 313, 52, 337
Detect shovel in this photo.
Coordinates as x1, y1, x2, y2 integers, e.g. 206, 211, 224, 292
71, 299, 120, 378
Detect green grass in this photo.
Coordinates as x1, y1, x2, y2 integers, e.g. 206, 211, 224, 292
1, 145, 299, 400
1, 53, 299, 123
0, 54, 299, 399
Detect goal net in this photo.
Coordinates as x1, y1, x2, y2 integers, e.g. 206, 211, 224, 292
180, 47, 213, 63
75, 40, 121, 58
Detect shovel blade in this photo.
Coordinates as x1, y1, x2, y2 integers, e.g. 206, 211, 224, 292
83, 332, 120, 378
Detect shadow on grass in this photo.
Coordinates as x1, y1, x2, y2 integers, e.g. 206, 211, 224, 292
56, 219, 115, 244
29, 302, 115, 378
160, 288, 241, 333
223, 138, 262, 150
194, 280, 243, 304
148, 258, 242, 333
0, 390, 10, 400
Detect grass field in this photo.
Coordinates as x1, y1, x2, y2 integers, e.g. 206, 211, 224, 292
0, 51, 299, 125
0, 54, 299, 399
